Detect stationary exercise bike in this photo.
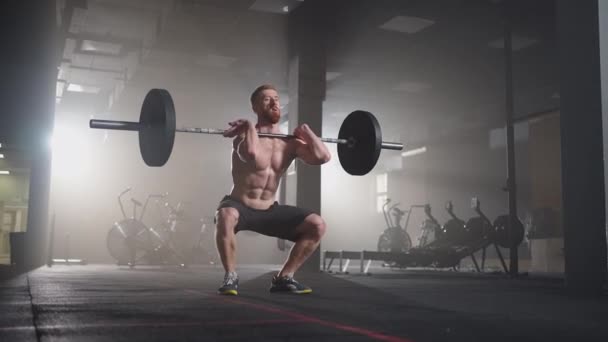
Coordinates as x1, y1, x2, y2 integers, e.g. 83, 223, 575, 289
417, 204, 442, 247
106, 189, 187, 267
155, 200, 209, 266
106, 188, 156, 267
377, 198, 413, 254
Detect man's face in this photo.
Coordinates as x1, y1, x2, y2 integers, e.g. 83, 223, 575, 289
253, 89, 281, 124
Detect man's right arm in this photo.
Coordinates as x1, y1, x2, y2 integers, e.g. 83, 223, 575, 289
234, 121, 259, 162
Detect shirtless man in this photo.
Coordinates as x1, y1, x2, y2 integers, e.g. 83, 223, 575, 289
215, 84, 331, 295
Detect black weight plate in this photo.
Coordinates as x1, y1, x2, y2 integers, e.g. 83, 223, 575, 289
377, 227, 412, 253
139, 89, 176, 166
493, 214, 525, 248
337, 110, 382, 175
443, 219, 466, 243
465, 216, 492, 241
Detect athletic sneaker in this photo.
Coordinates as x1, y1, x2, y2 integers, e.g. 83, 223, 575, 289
218, 274, 239, 296
269, 275, 312, 294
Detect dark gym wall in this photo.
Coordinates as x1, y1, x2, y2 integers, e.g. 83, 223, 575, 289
601, 0, 608, 278
0, 1, 57, 269
557, 0, 607, 294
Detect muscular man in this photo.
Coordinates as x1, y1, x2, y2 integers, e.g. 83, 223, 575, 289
215, 84, 331, 295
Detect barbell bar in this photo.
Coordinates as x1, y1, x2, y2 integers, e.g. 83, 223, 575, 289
89, 88, 404, 175
91, 120, 404, 150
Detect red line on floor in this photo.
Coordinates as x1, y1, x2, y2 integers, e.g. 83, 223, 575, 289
219, 296, 415, 342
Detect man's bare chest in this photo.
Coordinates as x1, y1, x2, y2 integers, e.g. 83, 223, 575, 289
256, 138, 293, 171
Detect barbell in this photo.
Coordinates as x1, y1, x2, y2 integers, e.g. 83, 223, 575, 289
89, 88, 404, 175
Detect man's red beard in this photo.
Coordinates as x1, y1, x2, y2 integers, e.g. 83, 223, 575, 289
262, 108, 281, 124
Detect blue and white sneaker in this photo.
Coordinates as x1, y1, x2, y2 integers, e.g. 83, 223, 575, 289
218, 273, 239, 296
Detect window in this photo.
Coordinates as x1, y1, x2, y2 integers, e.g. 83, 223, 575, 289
376, 173, 387, 213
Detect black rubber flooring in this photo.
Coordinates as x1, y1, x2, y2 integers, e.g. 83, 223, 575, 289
1, 264, 607, 341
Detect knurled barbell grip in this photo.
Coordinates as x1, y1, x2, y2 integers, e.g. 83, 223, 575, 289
177, 126, 350, 144
177, 127, 403, 150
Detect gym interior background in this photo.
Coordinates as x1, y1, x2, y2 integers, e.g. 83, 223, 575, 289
0, 0, 606, 291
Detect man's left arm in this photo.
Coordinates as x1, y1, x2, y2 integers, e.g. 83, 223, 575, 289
293, 124, 332, 165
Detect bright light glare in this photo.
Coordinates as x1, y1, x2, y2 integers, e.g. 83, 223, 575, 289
376, 173, 387, 193
0, 154, 4, 159
51, 123, 91, 181
0, 171, 9, 175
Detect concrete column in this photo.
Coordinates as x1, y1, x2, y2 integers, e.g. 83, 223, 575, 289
601, 0, 608, 281
557, 0, 607, 295
1, 1, 57, 270
287, 0, 329, 272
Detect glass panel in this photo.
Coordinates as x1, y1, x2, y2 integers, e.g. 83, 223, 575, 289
322, 0, 505, 255
517, 111, 563, 274
0, 144, 31, 265
376, 173, 387, 194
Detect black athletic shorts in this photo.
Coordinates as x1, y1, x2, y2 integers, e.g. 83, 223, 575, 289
216, 195, 315, 242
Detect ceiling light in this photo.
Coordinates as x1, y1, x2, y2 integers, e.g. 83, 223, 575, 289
392, 81, 432, 93
488, 35, 539, 51
0, 171, 10, 175
0, 154, 4, 159
249, 0, 304, 14
67, 83, 101, 94
380, 16, 435, 34
81, 40, 122, 55
402, 146, 427, 158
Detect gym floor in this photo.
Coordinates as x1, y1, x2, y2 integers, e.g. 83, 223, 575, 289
1, 264, 607, 341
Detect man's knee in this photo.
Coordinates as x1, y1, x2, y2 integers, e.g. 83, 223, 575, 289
302, 214, 326, 240
216, 208, 239, 235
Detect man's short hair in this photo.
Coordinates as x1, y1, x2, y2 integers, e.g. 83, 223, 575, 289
250, 84, 277, 105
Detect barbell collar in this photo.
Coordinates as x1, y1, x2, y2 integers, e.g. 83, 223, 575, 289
90, 119, 141, 131
380, 142, 404, 151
